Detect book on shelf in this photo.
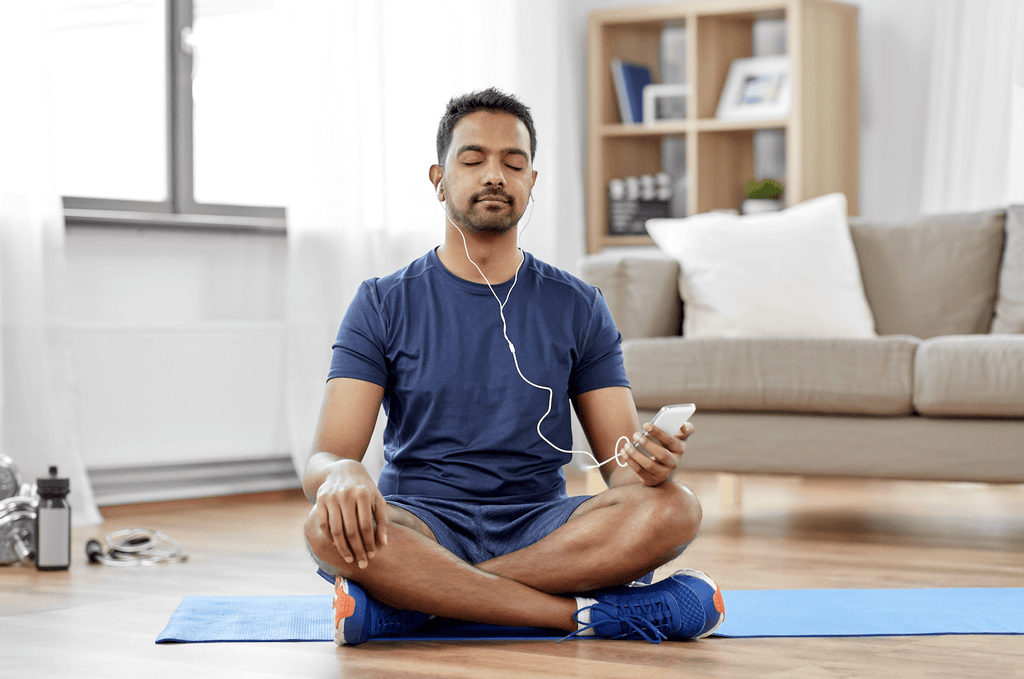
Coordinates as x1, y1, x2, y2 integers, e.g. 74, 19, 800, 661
660, 26, 686, 85
610, 59, 651, 124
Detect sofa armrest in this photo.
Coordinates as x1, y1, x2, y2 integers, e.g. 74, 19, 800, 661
578, 251, 681, 340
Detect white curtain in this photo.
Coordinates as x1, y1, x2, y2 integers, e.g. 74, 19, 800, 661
0, 4, 101, 526
1009, 4, 1024, 204
921, 0, 1024, 213
282, 1, 573, 481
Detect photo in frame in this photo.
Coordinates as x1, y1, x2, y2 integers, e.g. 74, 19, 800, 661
716, 55, 792, 121
643, 84, 689, 124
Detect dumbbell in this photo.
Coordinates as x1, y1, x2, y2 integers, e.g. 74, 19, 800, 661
0, 454, 24, 501
0, 496, 37, 565
0, 456, 41, 565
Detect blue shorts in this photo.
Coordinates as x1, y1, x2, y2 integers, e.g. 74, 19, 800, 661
385, 494, 591, 564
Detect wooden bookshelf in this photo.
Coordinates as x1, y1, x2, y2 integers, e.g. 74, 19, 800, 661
586, 0, 859, 253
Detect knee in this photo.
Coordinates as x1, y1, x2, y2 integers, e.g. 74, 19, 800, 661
649, 482, 702, 548
303, 507, 345, 578
303, 506, 325, 553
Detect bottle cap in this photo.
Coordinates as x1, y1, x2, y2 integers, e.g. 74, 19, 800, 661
37, 466, 70, 498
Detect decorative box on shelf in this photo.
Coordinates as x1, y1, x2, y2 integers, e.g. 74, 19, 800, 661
608, 198, 671, 235
608, 174, 674, 236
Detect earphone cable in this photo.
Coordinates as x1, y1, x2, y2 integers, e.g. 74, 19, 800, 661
443, 196, 632, 470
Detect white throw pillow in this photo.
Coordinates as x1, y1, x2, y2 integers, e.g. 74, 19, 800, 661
646, 193, 877, 338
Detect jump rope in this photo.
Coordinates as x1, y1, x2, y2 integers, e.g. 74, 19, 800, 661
437, 181, 635, 471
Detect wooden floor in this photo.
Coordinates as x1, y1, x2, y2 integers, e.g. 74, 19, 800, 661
3, 469, 1023, 678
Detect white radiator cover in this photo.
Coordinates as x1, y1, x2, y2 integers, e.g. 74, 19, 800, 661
70, 322, 298, 504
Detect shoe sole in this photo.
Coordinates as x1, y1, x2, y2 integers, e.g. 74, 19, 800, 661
333, 576, 360, 645
671, 568, 725, 638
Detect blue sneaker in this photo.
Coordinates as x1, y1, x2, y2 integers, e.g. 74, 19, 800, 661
333, 576, 430, 645
667, 568, 726, 638
569, 568, 725, 643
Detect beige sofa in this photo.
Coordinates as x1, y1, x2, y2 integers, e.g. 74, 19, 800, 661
579, 207, 1024, 483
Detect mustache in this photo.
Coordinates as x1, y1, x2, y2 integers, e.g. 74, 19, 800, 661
472, 189, 513, 203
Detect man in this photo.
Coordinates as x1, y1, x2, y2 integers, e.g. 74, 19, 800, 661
302, 88, 723, 645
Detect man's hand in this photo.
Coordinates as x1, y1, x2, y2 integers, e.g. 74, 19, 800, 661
620, 421, 695, 486
314, 458, 389, 570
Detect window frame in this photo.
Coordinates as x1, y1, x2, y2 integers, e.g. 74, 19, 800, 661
62, 0, 286, 234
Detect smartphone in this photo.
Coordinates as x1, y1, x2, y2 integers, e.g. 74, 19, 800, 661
649, 403, 696, 435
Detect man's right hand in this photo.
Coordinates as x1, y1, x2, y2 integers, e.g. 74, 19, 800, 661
314, 458, 389, 570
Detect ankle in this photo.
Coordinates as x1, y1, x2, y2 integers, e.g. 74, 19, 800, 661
573, 597, 599, 635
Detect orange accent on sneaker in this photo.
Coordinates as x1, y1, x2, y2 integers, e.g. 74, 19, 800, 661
333, 578, 356, 629
713, 588, 725, 614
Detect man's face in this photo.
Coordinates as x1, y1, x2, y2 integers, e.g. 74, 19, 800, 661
439, 111, 537, 236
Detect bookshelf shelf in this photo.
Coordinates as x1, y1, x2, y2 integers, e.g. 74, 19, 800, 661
586, 0, 859, 253
599, 122, 691, 137
696, 117, 789, 131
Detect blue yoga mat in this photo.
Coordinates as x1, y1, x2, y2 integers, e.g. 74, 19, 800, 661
716, 588, 1024, 637
155, 594, 561, 643
155, 588, 1024, 643
157, 595, 331, 643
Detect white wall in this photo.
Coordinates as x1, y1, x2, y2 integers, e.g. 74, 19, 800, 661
855, 0, 936, 218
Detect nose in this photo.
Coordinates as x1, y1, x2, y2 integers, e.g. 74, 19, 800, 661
481, 158, 506, 187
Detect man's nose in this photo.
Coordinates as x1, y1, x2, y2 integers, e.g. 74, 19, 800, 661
482, 159, 506, 186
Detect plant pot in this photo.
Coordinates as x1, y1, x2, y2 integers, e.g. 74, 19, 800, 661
742, 199, 784, 215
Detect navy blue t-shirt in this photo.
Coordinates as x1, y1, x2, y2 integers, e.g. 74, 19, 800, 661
328, 248, 629, 503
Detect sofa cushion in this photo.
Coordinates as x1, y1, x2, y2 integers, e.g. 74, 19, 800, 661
991, 205, 1024, 333
646, 193, 877, 339
914, 335, 1024, 417
577, 251, 681, 340
623, 336, 919, 416
848, 210, 1005, 338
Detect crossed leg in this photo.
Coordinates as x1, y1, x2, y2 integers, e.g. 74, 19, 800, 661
478, 481, 701, 594
303, 481, 702, 633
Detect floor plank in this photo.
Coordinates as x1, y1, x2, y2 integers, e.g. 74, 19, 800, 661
2, 472, 1023, 678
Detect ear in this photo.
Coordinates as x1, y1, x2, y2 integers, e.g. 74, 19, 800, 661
429, 164, 444, 200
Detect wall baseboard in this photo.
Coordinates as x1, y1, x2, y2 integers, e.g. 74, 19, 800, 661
89, 455, 300, 506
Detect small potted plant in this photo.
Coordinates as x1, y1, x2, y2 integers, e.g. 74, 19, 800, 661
742, 178, 784, 215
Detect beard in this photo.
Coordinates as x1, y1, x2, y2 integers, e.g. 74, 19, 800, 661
446, 189, 523, 235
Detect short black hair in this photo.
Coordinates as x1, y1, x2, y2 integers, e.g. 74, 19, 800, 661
436, 88, 537, 166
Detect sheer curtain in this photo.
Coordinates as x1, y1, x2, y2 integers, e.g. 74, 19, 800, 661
921, 0, 1024, 213
283, 1, 572, 480
1010, 3, 1024, 204
0, 4, 101, 526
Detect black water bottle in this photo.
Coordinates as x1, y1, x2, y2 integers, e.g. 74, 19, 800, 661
35, 466, 70, 570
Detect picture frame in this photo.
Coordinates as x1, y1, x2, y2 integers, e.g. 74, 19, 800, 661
642, 83, 689, 124
715, 55, 792, 121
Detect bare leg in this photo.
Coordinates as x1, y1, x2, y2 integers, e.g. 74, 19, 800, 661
304, 505, 580, 632
476, 481, 702, 593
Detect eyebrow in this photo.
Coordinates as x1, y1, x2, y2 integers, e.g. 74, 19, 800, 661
455, 144, 530, 161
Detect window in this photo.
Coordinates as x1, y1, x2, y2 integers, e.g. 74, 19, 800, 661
49, 0, 287, 230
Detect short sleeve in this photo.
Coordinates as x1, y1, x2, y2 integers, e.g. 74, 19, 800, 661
328, 280, 389, 387
569, 288, 629, 396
